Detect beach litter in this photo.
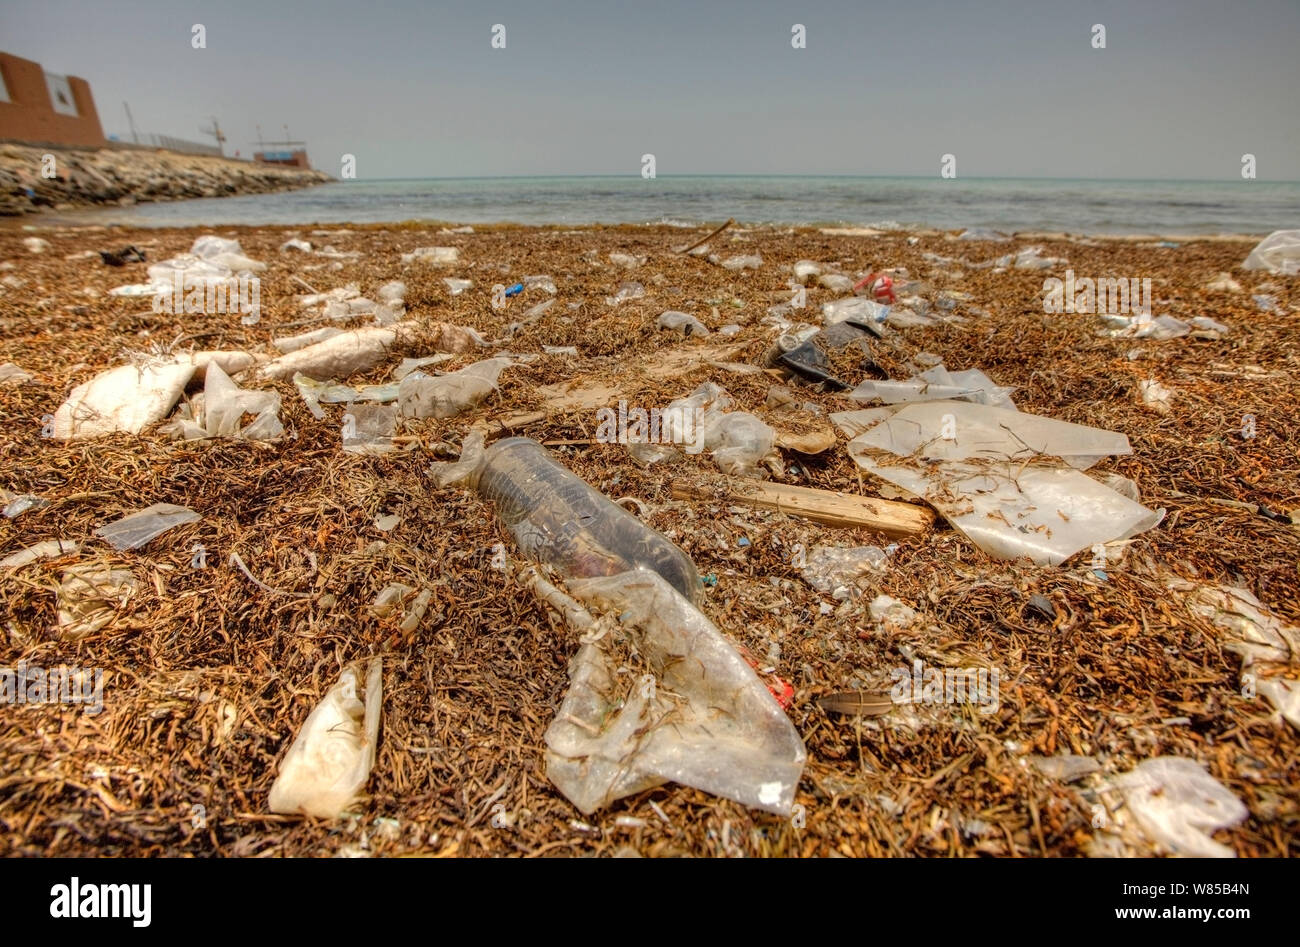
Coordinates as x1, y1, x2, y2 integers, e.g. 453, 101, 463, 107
801, 544, 890, 600
397, 356, 512, 419
1105, 757, 1247, 858
268, 658, 383, 819
1241, 229, 1300, 275
341, 404, 398, 454
401, 246, 459, 265
94, 503, 201, 552
0, 539, 79, 570
531, 567, 806, 816
0, 362, 33, 386
56, 562, 138, 639
164, 361, 283, 440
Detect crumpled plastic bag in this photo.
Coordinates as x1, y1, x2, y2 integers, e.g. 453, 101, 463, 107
164, 361, 282, 441
1113, 757, 1247, 858
268, 658, 383, 819
1242, 229, 1300, 275
540, 569, 806, 816
56, 562, 138, 638
656, 310, 709, 337
398, 357, 512, 419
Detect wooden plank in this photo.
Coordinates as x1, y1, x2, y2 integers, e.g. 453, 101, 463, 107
672, 478, 933, 537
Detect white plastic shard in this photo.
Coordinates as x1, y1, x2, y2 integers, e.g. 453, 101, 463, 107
0, 539, 79, 569
851, 400, 1129, 469
541, 569, 806, 816
1113, 757, 1247, 858
268, 657, 383, 819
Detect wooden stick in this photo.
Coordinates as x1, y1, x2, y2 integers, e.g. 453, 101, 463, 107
672, 478, 934, 537
678, 218, 735, 255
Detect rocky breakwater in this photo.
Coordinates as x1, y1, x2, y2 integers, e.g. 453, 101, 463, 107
0, 143, 332, 216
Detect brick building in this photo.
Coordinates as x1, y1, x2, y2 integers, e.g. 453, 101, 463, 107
0, 51, 105, 148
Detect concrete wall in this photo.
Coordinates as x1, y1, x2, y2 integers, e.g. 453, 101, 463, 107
0, 51, 106, 148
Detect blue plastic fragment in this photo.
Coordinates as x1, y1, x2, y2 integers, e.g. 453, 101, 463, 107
738, 537, 751, 548
504, 283, 524, 297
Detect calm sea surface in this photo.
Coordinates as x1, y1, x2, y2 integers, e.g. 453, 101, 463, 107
51, 175, 1300, 234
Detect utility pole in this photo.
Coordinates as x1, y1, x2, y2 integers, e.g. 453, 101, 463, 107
123, 101, 138, 144
199, 117, 227, 156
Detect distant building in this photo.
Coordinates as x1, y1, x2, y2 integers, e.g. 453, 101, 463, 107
254, 146, 312, 169
0, 51, 105, 147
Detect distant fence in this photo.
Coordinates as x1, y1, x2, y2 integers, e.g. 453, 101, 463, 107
108, 133, 223, 157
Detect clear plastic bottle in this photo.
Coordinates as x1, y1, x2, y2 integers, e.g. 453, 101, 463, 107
471, 437, 701, 604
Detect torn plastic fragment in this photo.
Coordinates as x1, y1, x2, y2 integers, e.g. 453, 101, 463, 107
268, 658, 383, 819
401, 246, 458, 265
0, 539, 78, 569
341, 404, 397, 454
94, 502, 201, 551
656, 310, 709, 337
1113, 757, 1246, 858
397, 357, 511, 419
57, 562, 138, 638
540, 568, 806, 816
801, 545, 889, 600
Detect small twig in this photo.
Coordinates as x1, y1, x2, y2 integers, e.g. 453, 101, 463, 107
678, 218, 734, 255
291, 275, 319, 294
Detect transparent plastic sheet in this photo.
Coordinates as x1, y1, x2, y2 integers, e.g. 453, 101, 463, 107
1112, 757, 1247, 858
821, 297, 888, 326
801, 545, 889, 600
341, 404, 397, 454
198, 362, 283, 440
848, 453, 1162, 566
1241, 229, 1300, 275
850, 399, 1129, 469
94, 503, 201, 551
397, 356, 512, 419
701, 411, 777, 477
540, 568, 805, 816
462, 437, 702, 603
1171, 577, 1300, 730
294, 373, 399, 420
850, 364, 1016, 409
268, 658, 382, 819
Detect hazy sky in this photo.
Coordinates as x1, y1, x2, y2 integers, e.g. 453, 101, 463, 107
4, 0, 1298, 180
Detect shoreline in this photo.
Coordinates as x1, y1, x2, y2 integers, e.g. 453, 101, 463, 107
2, 213, 1270, 244
0, 142, 332, 218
